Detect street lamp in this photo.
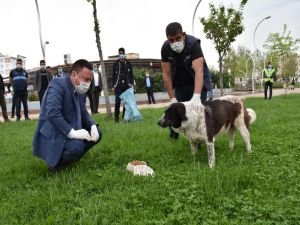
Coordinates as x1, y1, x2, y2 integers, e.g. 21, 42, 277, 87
43, 41, 49, 61
253, 16, 271, 92
253, 16, 271, 50
192, 0, 202, 35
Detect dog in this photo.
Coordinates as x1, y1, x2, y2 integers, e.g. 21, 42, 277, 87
157, 95, 256, 168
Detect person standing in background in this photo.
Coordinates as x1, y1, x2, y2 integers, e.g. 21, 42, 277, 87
0, 73, 10, 122
112, 47, 134, 122
144, 71, 156, 104
87, 64, 102, 114
55, 66, 68, 78
35, 60, 53, 105
9, 58, 30, 121
263, 61, 276, 100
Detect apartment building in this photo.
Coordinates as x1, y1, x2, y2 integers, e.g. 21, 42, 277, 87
0, 53, 26, 80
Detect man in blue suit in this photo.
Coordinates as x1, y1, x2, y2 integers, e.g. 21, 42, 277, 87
32, 59, 102, 171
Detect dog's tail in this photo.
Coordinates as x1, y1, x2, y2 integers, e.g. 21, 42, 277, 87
246, 108, 256, 124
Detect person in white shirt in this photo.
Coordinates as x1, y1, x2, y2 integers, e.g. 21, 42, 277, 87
144, 71, 155, 104
87, 64, 102, 114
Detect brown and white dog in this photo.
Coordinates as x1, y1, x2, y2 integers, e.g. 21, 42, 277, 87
157, 95, 256, 168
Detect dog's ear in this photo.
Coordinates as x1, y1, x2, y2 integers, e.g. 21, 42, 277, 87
175, 103, 188, 122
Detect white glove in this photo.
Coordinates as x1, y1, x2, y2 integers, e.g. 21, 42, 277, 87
170, 97, 177, 103
90, 124, 100, 142
67, 128, 92, 141
191, 93, 201, 103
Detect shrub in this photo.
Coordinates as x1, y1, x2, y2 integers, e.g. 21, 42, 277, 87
28, 93, 39, 101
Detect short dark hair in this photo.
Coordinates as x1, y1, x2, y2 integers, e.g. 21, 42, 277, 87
268, 61, 272, 64
166, 22, 183, 36
40, 60, 46, 65
118, 47, 125, 54
71, 59, 92, 73
17, 58, 22, 63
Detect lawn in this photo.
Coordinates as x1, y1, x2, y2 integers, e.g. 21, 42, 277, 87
0, 94, 299, 225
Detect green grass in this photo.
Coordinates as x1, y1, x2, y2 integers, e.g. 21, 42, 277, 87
1, 94, 300, 225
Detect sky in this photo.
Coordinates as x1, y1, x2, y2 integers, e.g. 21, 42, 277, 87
0, 0, 299, 72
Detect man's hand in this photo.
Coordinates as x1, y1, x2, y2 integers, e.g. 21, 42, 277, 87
170, 98, 177, 103
191, 93, 201, 104
90, 125, 100, 142
67, 129, 92, 141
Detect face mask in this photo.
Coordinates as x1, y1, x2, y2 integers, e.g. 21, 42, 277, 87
119, 54, 125, 60
75, 81, 91, 95
58, 68, 63, 73
93, 67, 97, 71
170, 40, 185, 53
268, 65, 272, 69
16, 63, 22, 69
40, 65, 46, 70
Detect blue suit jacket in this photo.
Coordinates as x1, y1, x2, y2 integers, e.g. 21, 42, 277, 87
32, 76, 95, 167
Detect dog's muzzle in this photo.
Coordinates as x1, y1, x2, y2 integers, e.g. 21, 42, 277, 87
157, 117, 169, 128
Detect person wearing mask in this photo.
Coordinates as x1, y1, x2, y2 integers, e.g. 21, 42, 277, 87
32, 59, 102, 172
35, 60, 53, 105
87, 64, 102, 114
0, 73, 10, 122
9, 58, 30, 121
144, 71, 156, 104
263, 62, 276, 100
55, 66, 68, 78
161, 22, 211, 139
112, 47, 134, 122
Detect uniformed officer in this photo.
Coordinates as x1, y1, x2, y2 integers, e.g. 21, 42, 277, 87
263, 62, 276, 100
9, 58, 30, 121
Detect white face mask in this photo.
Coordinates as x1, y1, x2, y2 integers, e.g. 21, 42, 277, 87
75, 81, 91, 95
16, 63, 22, 69
40, 65, 46, 70
119, 54, 125, 60
170, 40, 185, 53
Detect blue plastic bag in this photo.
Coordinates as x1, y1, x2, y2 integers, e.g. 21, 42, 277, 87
119, 87, 142, 122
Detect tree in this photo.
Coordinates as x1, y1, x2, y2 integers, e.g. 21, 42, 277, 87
200, 0, 248, 95
263, 24, 300, 86
86, 0, 112, 117
223, 46, 255, 89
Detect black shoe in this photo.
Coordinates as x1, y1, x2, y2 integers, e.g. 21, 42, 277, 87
25, 117, 31, 120
11, 115, 14, 118
16, 117, 21, 121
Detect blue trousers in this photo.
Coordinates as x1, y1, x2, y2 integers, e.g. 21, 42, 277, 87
55, 127, 102, 168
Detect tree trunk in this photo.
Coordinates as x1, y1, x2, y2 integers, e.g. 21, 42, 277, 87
219, 55, 224, 96
92, 0, 112, 117
282, 55, 288, 95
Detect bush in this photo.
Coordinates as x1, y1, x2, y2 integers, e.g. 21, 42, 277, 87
133, 68, 165, 93
28, 93, 39, 101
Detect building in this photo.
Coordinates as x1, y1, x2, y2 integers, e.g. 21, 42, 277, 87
27, 53, 162, 90
0, 53, 26, 81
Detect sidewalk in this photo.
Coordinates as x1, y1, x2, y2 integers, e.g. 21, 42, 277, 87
1, 88, 299, 122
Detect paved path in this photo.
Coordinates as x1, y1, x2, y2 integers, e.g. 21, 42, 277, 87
1, 88, 299, 122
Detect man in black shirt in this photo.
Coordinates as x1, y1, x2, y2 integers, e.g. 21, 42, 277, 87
161, 22, 211, 139
35, 60, 53, 105
112, 47, 134, 122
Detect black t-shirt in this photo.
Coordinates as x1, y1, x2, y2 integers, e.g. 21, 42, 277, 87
161, 40, 204, 87
40, 71, 49, 90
